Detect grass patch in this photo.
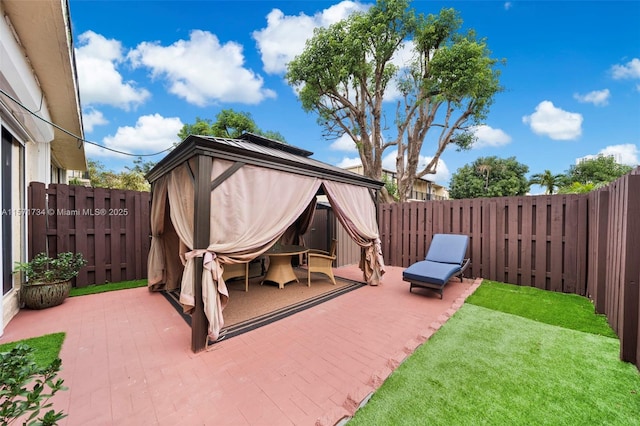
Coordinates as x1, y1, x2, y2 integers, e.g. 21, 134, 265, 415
69, 279, 147, 297
466, 280, 617, 338
0, 332, 65, 367
348, 304, 640, 425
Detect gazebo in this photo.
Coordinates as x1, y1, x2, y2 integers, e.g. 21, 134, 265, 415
145, 133, 386, 352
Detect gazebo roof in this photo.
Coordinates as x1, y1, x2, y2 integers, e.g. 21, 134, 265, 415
146, 134, 383, 190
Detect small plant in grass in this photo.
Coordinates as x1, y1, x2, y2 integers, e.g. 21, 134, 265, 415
0, 344, 67, 425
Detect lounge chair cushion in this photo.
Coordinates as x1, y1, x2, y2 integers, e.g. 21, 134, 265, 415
402, 260, 462, 286
425, 234, 468, 264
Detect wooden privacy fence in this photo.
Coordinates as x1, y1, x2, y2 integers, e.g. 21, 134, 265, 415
587, 170, 640, 367
379, 167, 640, 369
379, 194, 589, 294
28, 182, 151, 287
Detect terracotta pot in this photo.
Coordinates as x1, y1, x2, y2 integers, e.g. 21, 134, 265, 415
21, 280, 71, 309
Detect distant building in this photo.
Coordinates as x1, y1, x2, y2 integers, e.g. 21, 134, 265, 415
343, 165, 449, 200
576, 153, 625, 165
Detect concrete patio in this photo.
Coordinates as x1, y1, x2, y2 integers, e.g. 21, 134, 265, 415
1, 265, 480, 426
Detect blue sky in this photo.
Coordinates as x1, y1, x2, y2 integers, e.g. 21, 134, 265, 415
68, 0, 640, 190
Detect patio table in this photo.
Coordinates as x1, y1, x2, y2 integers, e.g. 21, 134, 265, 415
262, 245, 308, 289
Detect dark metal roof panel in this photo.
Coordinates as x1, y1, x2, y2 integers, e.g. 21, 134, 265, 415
146, 135, 383, 190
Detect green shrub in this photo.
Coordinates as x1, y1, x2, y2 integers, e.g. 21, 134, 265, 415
0, 344, 67, 425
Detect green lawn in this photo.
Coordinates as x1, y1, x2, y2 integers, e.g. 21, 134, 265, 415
348, 281, 640, 425
0, 332, 65, 367
69, 279, 147, 297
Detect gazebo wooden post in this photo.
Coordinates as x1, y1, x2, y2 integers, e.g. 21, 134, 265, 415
192, 155, 212, 352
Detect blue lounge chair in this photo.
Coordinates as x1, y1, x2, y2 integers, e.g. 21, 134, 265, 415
402, 233, 470, 299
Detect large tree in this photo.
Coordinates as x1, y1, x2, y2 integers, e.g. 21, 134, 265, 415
449, 156, 530, 199
178, 109, 286, 142
286, 1, 503, 202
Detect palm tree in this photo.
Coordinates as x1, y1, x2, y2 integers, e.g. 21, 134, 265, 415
529, 170, 564, 195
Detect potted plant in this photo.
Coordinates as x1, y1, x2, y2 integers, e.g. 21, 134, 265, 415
13, 252, 87, 309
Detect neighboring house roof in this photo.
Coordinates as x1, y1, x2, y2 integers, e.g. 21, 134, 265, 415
2, 0, 86, 171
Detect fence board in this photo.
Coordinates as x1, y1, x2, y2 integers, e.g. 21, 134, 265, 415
575, 196, 589, 296
507, 198, 519, 284
563, 196, 579, 294
548, 196, 564, 292
590, 190, 609, 313
520, 197, 533, 286
533, 196, 548, 289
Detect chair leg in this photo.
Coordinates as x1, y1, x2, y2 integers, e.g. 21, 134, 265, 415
244, 263, 249, 292
327, 270, 336, 286
307, 268, 311, 287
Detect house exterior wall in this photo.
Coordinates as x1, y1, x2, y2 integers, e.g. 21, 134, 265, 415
0, 2, 70, 333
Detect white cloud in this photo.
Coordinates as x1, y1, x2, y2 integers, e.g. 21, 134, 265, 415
522, 101, 583, 140
573, 89, 610, 106
76, 31, 151, 110
336, 156, 362, 168
471, 125, 512, 149
253, 1, 368, 74
578, 144, 639, 167
128, 30, 275, 106
611, 58, 640, 80
86, 114, 183, 158
329, 134, 358, 152
82, 108, 108, 133
504, 2, 513, 11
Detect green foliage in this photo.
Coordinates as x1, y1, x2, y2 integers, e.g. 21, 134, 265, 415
126, 157, 156, 175
557, 181, 601, 194
381, 174, 398, 201
528, 169, 564, 194
449, 156, 530, 199
0, 344, 67, 425
87, 159, 150, 191
286, 1, 503, 202
178, 110, 286, 143
560, 155, 632, 188
14, 252, 87, 284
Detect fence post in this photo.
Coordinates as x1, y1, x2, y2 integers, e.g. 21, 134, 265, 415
619, 175, 640, 365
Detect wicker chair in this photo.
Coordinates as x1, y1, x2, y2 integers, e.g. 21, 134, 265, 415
307, 239, 337, 286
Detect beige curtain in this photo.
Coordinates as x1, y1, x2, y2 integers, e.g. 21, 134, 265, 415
323, 181, 386, 285
177, 159, 322, 341
147, 175, 169, 290
151, 157, 385, 342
